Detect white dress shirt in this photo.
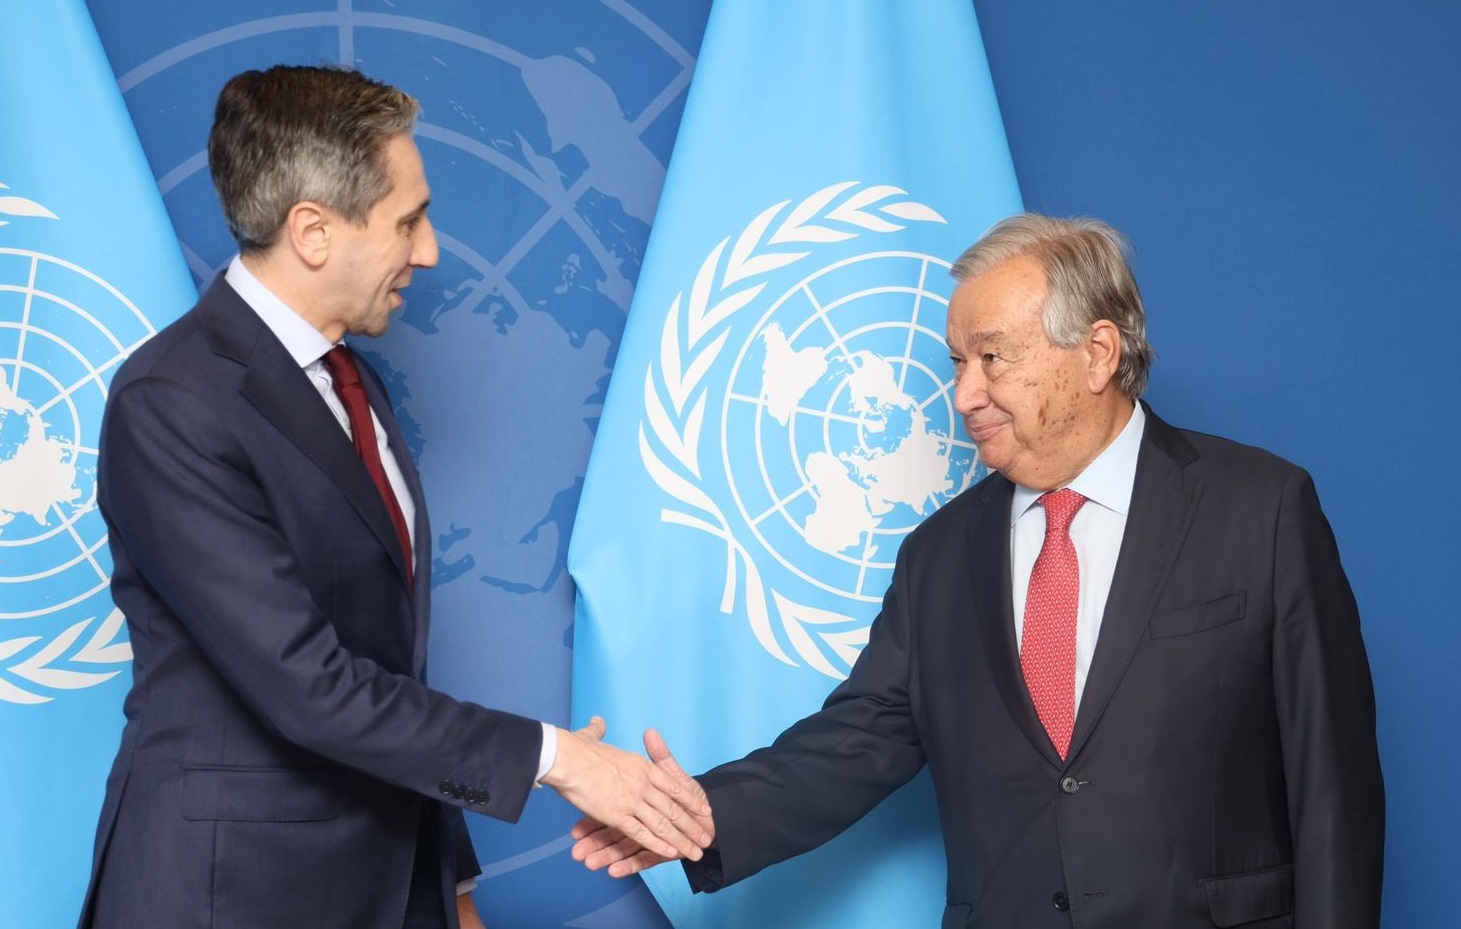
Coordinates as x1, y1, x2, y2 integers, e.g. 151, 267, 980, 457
1009, 403, 1145, 713
224, 259, 558, 813
225, 258, 418, 547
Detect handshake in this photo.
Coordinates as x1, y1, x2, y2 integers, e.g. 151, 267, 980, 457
540, 717, 714, 878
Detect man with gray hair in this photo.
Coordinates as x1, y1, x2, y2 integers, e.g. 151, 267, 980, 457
80, 65, 709, 929
573, 213, 1385, 928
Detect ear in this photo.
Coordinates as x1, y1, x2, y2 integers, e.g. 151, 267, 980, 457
1085, 319, 1123, 393
283, 201, 331, 270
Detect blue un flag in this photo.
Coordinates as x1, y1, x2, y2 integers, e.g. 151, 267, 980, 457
569, 1, 1022, 926
0, 2, 195, 926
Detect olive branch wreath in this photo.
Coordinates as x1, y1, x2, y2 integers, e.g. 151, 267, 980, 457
637, 181, 945, 680
0, 609, 131, 704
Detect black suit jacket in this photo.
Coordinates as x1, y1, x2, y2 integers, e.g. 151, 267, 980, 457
79, 279, 542, 929
686, 407, 1384, 929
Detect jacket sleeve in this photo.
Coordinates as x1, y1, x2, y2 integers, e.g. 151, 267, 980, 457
1271, 468, 1385, 929
684, 552, 927, 891
101, 375, 543, 822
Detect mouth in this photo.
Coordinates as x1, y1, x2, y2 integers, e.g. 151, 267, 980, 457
964, 419, 1008, 444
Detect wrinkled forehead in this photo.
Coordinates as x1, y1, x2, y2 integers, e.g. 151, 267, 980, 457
946, 265, 1049, 345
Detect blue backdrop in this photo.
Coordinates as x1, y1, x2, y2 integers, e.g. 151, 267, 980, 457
1, 1, 1451, 927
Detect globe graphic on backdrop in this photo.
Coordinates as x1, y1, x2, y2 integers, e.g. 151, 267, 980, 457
0, 248, 148, 620
723, 253, 982, 604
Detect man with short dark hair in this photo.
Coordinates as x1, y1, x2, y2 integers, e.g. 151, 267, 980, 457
573, 214, 1385, 928
80, 65, 709, 929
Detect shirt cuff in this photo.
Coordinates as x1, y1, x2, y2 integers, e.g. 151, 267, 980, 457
535, 721, 558, 784
456, 877, 478, 896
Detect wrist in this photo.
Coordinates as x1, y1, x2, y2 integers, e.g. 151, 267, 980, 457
539, 726, 575, 789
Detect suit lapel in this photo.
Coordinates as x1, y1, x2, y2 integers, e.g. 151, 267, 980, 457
197, 280, 414, 595
969, 476, 1064, 767
1067, 407, 1202, 761
354, 351, 433, 674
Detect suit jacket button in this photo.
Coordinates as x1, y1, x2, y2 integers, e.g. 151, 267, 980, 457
1059, 776, 1080, 794
439, 779, 456, 796
1052, 892, 1070, 912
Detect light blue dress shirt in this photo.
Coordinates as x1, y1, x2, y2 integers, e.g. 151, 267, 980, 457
1010, 403, 1145, 712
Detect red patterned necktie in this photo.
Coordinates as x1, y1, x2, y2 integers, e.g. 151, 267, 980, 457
1021, 488, 1086, 759
323, 345, 413, 585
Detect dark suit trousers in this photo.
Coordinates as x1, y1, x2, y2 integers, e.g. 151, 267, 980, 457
403, 808, 448, 929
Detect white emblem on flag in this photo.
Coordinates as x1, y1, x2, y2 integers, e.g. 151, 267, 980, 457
1, 188, 146, 704
639, 182, 981, 679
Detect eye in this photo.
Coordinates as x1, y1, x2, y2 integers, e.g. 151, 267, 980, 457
981, 353, 1002, 365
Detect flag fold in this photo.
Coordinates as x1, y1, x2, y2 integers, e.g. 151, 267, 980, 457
570, 2, 1021, 926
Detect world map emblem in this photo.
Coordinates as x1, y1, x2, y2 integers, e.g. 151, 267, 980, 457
0, 190, 146, 704
640, 182, 984, 679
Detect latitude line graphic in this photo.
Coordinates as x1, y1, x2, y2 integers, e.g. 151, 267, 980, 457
51, 496, 110, 586
31, 347, 129, 419
727, 392, 867, 427
131, 5, 695, 322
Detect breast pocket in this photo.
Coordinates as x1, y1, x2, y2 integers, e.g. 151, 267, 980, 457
1149, 590, 1246, 639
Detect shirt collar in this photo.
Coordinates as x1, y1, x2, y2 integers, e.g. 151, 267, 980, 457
225, 256, 335, 368
1009, 402, 1147, 526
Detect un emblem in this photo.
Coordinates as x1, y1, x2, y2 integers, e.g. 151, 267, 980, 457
640, 183, 982, 679
0, 190, 146, 704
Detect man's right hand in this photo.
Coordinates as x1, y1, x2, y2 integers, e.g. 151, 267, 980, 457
569, 728, 716, 878
541, 718, 713, 863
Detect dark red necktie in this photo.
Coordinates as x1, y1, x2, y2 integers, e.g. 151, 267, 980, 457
323, 345, 413, 584
1021, 488, 1086, 759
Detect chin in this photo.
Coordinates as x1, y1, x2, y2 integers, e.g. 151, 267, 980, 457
352, 318, 390, 339
971, 443, 1011, 476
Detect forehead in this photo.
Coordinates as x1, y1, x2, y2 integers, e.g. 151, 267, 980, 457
947, 255, 1048, 343
375, 133, 429, 208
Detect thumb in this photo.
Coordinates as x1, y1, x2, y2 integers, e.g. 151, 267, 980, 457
644, 728, 685, 775
576, 715, 607, 742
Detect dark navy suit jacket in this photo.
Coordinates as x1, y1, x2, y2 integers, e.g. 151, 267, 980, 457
80, 278, 541, 929
685, 407, 1385, 929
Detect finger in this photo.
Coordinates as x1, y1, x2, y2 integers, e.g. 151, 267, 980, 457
607, 849, 672, 879
627, 797, 706, 861
573, 835, 623, 863
570, 816, 610, 843
575, 715, 607, 741
614, 780, 704, 861
616, 812, 686, 861
643, 728, 682, 773
645, 759, 713, 824
593, 831, 669, 873
582, 831, 647, 871
570, 824, 625, 859
644, 728, 705, 811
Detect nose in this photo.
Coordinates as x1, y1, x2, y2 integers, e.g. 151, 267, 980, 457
412, 214, 439, 269
953, 363, 988, 416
